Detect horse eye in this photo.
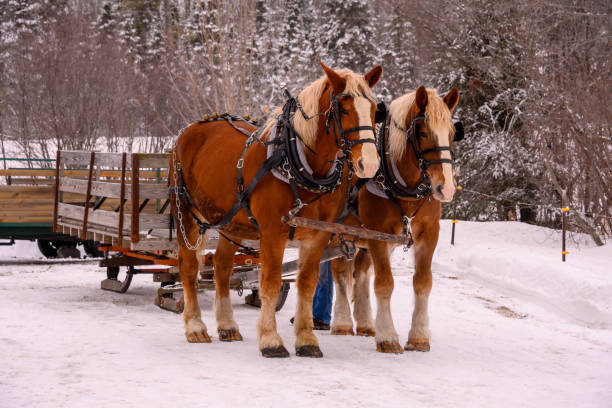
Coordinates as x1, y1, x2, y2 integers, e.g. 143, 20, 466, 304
420, 132, 427, 138
341, 109, 349, 115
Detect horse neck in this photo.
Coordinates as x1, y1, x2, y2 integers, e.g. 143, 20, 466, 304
394, 143, 423, 187
302, 117, 338, 177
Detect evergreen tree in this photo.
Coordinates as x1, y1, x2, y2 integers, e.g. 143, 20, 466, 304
317, 0, 377, 72
376, 2, 416, 101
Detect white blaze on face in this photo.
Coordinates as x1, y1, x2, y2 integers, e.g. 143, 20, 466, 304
433, 127, 456, 202
354, 97, 379, 178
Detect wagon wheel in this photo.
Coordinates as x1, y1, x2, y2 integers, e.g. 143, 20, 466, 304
37, 239, 79, 259
37, 239, 58, 258
83, 240, 104, 258
105, 265, 134, 293
275, 282, 290, 311
245, 282, 290, 312
57, 245, 81, 259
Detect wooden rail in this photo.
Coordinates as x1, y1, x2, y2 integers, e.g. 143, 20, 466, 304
0, 169, 168, 178
53, 151, 173, 250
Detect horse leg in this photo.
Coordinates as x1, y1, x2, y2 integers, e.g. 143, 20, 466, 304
405, 222, 439, 352
179, 245, 211, 343
330, 256, 354, 335
370, 241, 403, 353
353, 249, 375, 337
293, 232, 329, 357
213, 236, 243, 342
257, 235, 289, 358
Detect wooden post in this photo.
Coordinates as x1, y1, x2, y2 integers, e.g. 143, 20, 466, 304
52, 150, 61, 232
561, 202, 569, 262
118, 153, 127, 248
81, 152, 95, 240
131, 153, 140, 243
451, 185, 461, 245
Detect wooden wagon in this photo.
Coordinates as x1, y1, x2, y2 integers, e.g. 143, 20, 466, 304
50, 150, 310, 313
0, 158, 101, 257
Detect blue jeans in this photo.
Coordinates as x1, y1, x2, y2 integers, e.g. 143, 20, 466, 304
312, 261, 333, 324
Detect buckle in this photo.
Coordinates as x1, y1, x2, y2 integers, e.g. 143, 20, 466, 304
289, 199, 304, 216
237, 158, 244, 169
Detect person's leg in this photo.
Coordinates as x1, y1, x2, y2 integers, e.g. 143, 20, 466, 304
312, 260, 333, 326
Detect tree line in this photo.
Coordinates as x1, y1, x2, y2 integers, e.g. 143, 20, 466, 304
1, 0, 610, 244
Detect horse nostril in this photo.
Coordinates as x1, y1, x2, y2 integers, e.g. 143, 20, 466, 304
357, 158, 365, 172
436, 185, 444, 195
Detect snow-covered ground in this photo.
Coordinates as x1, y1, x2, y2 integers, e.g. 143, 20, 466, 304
1, 221, 611, 408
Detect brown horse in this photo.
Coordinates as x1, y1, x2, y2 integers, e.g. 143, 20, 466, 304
330, 86, 460, 353
170, 63, 382, 358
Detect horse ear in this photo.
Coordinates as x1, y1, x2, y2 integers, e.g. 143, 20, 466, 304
444, 88, 460, 112
364, 65, 382, 88
415, 86, 428, 112
320, 62, 346, 94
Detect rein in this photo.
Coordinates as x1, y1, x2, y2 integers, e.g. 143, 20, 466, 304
373, 113, 455, 200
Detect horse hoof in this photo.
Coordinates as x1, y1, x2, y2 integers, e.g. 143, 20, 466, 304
261, 345, 290, 358
405, 340, 430, 352
186, 330, 212, 343
296, 345, 323, 358
356, 327, 375, 337
376, 341, 404, 354
331, 326, 354, 336
218, 328, 243, 342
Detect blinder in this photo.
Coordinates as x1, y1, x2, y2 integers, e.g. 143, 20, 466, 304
375, 101, 388, 124
453, 121, 464, 142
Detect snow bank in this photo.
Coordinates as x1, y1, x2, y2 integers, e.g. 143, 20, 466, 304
394, 221, 611, 329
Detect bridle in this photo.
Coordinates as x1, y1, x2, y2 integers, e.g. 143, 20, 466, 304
374, 113, 455, 200
276, 89, 377, 194
325, 90, 377, 154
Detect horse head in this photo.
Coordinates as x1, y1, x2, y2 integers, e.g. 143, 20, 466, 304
291, 63, 382, 179
320, 63, 382, 178
389, 86, 460, 202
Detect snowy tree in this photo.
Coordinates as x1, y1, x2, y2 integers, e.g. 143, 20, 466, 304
374, 0, 417, 100
316, 0, 378, 72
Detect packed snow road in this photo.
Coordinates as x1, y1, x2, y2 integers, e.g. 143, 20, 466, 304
1, 221, 611, 407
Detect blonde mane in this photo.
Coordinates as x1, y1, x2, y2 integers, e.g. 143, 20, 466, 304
261, 69, 375, 146
388, 88, 455, 161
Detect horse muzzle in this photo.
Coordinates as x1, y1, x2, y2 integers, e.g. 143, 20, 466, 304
433, 183, 455, 202
355, 156, 379, 178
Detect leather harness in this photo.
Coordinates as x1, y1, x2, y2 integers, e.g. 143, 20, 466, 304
170, 91, 376, 241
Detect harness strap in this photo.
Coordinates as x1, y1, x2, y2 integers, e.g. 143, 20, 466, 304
421, 146, 453, 154
341, 126, 375, 136
348, 138, 376, 147
218, 231, 258, 256
376, 117, 431, 199
171, 149, 285, 234
422, 158, 454, 166
336, 178, 368, 224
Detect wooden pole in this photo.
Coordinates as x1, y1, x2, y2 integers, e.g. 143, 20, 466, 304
562, 202, 569, 262
131, 153, 140, 244
81, 152, 95, 240
451, 185, 460, 245
52, 150, 61, 232
118, 153, 127, 248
